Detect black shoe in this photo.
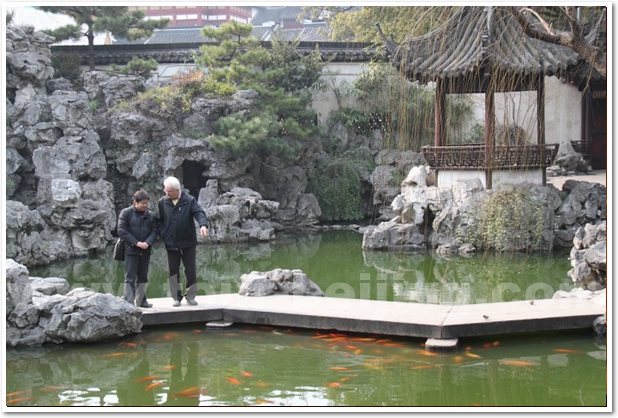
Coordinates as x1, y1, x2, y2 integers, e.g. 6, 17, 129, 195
139, 301, 153, 308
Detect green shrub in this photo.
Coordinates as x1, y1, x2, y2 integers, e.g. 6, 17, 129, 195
475, 188, 546, 252
110, 57, 158, 79
51, 51, 83, 84
309, 159, 364, 222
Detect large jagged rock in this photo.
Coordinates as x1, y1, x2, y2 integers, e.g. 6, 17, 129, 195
6, 25, 55, 88
239, 269, 324, 297
6, 259, 142, 347
202, 187, 278, 243
363, 166, 606, 253
568, 222, 606, 291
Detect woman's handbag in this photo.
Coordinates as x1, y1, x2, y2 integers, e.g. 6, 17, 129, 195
113, 238, 125, 261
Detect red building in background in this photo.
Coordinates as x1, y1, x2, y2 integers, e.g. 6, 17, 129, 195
129, 5, 252, 27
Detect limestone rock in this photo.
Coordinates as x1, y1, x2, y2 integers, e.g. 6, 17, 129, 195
238, 269, 324, 297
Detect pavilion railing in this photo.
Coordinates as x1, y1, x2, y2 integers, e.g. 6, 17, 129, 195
422, 144, 559, 170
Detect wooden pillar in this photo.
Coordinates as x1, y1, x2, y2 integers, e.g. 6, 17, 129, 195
434, 78, 446, 146
537, 74, 546, 185
484, 87, 495, 189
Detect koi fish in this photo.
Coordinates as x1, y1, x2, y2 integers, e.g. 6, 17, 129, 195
465, 352, 482, 359
311, 334, 329, 339
255, 399, 275, 404
163, 332, 180, 341
162, 365, 176, 371
330, 367, 350, 371
40, 386, 65, 393
255, 381, 269, 388
192, 329, 203, 334
6, 396, 33, 405
411, 365, 439, 370
241, 371, 254, 377
326, 337, 346, 342
452, 356, 465, 363
6, 390, 31, 398
417, 350, 438, 357
172, 386, 201, 397
493, 341, 500, 346
553, 349, 583, 354
133, 375, 161, 383
375, 339, 391, 344
330, 333, 346, 338
483, 343, 492, 349
345, 345, 359, 350
119, 342, 137, 348
101, 352, 127, 358
145, 381, 164, 391
383, 343, 405, 347
339, 376, 357, 382
226, 377, 241, 385
354, 349, 362, 356
499, 359, 535, 367
350, 337, 376, 342
326, 382, 342, 388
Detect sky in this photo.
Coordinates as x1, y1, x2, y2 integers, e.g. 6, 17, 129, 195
7, 5, 75, 31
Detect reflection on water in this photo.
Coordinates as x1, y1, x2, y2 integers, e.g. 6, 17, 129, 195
29, 230, 573, 305
5, 325, 606, 407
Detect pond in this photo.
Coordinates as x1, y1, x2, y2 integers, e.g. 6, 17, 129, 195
29, 230, 575, 305
9, 230, 606, 408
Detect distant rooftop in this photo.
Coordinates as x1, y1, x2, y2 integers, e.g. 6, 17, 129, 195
251, 6, 308, 26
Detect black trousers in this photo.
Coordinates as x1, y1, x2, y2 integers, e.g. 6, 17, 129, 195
166, 246, 198, 301
124, 252, 151, 305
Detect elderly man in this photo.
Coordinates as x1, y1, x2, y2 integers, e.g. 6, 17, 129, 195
156, 176, 209, 307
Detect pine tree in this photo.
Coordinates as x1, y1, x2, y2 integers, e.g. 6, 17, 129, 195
35, 6, 169, 71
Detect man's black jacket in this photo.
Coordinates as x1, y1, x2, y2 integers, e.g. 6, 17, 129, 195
156, 192, 209, 250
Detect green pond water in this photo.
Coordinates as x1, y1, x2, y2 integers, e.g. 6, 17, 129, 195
8, 230, 607, 408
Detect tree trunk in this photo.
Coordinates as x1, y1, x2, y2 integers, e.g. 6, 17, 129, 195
87, 28, 95, 71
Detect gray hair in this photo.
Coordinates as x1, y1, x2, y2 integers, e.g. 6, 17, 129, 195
163, 176, 181, 191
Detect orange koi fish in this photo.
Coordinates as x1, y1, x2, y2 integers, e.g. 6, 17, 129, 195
499, 359, 535, 367
375, 339, 391, 344
118, 342, 137, 348
330, 367, 350, 371
162, 365, 176, 371
241, 371, 254, 377
465, 352, 482, 359
145, 381, 164, 391
163, 332, 180, 341
411, 365, 439, 370
311, 334, 329, 339
6, 396, 33, 405
452, 356, 465, 363
483, 343, 492, 349
40, 386, 65, 393
339, 376, 357, 382
6, 390, 31, 398
192, 329, 203, 334
326, 382, 342, 388
226, 377, 241, 385
330, 333, 346, 338
383, 343, 404, 347
492, 341, 500, 346
350, 337, 376, 342
255, 399, 275, 404
101, 352, 127, 358
345, 345, 359, 350
553, 349, 583, 354
172, 386, 201, 397
354, 349, 362, 355
417, 350, 438, 357
326, 337, 346, 342
133, 375, 161, 383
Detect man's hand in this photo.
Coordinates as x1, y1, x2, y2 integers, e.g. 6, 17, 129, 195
200, 226, 209, 237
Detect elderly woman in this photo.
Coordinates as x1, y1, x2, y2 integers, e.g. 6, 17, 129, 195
117, 190, 159, 308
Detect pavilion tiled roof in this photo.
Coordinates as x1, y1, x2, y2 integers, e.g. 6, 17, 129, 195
386, 6, 588, 83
